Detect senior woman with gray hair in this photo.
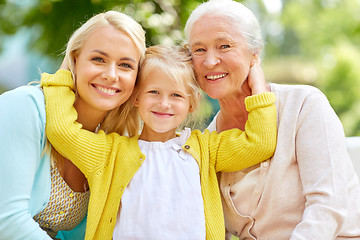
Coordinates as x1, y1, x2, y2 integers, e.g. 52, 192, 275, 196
185, 0, 360, 239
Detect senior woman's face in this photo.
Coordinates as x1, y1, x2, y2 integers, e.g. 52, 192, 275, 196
189, 14, 254, 99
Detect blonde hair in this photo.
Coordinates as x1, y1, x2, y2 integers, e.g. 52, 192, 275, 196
65, 10, 146, 75
47, 11, 146, 169
63, 10, 145, 136
134, 45, 202, 129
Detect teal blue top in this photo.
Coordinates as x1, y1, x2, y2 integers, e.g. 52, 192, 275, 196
0, 85, 86, 240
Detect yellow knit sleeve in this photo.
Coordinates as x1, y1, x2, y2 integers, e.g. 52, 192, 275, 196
41, 70, 121, 175
211, 92, 277, 172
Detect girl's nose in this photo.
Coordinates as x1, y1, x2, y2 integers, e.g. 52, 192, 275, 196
159, 96, 171, 108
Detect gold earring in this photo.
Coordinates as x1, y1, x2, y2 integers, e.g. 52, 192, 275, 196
250, 60, 255, 67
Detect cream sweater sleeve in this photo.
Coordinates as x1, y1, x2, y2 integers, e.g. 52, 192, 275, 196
210, 92, 277, 172
41, 70, 122, 176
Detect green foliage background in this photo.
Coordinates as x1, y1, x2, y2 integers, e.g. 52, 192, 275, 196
1, 0, 360, 135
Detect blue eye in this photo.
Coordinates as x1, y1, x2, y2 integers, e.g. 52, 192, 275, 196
220, 45, 230, 49
149, 90, 159, 94
119, 63, 134, 69
172, 93, 183, 98
92, 57, 104, 62
194, 48, 205, 52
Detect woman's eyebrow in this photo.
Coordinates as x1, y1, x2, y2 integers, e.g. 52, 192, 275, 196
90, 49, 136, 62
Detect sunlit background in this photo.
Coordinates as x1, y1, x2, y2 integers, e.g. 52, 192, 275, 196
1, 0, 360, 136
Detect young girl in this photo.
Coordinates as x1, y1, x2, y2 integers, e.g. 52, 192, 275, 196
40, 45, 277, 239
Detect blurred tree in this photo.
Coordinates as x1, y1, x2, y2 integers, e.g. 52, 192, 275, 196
277, 0, 360, 136
0, 0, 213, 128
0, 0, 204, 58
1, 0, 360, 135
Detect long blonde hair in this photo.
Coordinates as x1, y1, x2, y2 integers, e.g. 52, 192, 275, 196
46, 11, 146, 167
64, 10, 146, 136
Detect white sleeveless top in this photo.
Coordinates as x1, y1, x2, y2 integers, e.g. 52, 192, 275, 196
113, 128, 205, 240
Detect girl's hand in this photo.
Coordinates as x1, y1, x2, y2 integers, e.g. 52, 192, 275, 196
248, 61, 267, 95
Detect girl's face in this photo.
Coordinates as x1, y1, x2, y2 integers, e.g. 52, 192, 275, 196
134, 68, 191, 142
74, 25, 140, 118
189, 14, 254, 100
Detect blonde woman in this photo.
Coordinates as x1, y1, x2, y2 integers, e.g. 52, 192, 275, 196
0, 10, 145, 240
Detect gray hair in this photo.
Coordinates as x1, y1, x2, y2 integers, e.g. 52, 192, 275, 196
184, 0, 264, 55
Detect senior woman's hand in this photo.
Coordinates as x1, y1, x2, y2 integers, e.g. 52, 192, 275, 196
247, 62, 267, 95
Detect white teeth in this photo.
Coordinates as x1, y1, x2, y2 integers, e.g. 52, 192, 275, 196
96, 86, 117, 94
206, 73, 227, 80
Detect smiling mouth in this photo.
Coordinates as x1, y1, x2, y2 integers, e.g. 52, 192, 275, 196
152, 111, 174, 117
92, 84, 120, 95
205, 73, 228, 80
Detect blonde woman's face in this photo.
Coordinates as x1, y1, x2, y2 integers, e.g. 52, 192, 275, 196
74, 25, 140, 118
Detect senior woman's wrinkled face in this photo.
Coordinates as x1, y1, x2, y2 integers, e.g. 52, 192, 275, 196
189, 14, 254, 99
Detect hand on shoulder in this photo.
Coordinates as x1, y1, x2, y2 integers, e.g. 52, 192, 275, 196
248, 61, 267, 95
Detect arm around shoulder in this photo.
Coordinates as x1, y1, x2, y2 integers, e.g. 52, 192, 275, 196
213, 92, 277, 172
40, 70, 120, 175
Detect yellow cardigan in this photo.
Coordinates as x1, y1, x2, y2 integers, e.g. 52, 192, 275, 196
41, 70, 277, 240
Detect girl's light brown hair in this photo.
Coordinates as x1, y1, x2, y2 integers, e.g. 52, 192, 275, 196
134, 45, 202, 129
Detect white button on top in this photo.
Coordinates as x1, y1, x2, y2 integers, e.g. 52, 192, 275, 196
262, 162, 269, 167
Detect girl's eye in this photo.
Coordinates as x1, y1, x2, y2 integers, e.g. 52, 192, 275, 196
119, 63, 134, 69
149, 90, 159, 94
92, 57, 104, 63
172, 93, 183, 98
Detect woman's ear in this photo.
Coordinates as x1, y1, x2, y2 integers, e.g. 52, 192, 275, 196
131, 92, 140, 107
250, 53, 259, 67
